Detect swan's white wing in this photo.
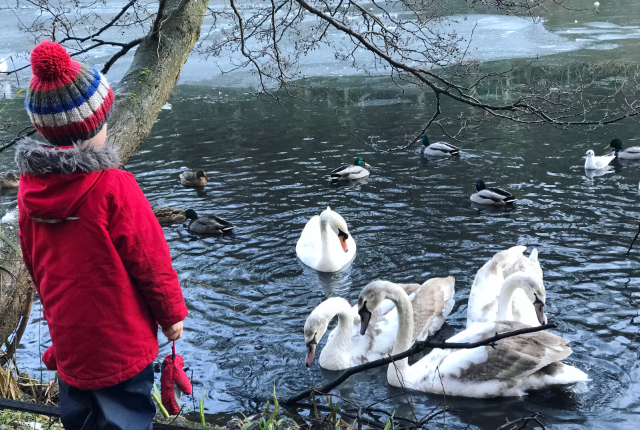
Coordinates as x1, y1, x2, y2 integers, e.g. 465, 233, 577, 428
458, 323, 571, 382
295, 216, 321, 268
410, 321, 582, 397
466, 247, 525, 327
501, 249, 544, 326
411, 276, 455, 341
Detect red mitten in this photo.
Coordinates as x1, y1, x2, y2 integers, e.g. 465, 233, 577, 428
160, 350, 192, 415
42, 344, 57, 370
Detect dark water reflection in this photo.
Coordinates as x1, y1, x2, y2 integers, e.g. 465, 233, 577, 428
7, 79, 640, 429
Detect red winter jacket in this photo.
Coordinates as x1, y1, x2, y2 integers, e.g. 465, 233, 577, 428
16, 138, 188, 390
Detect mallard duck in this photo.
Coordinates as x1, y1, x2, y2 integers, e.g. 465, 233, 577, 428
604, 138, 640, 160
584, 150, 615, 169
330, 158, 370, 181
419, 135, 459, 157
184, 209, 234, 234
152, 206, 186, 225
470, 179, 515, 205
180, 169, 208, 187
0, 173, 19, 189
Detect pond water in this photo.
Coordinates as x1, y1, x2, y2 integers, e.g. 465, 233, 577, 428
2, 1, 640, 429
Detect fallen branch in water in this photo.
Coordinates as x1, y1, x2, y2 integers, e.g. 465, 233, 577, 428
283, 323, 557, 405
495, 412, 546, 430
627, 223, 640, 256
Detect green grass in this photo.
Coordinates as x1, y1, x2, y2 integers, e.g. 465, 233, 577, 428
0, 409, 63, 430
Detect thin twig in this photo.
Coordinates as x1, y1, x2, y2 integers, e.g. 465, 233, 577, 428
627, 223, 640, 256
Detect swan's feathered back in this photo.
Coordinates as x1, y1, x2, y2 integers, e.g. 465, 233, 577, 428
466, 246, 525, 327
411, 276, 455, 342
504, 248, 542, 280
409, 321, 587, 397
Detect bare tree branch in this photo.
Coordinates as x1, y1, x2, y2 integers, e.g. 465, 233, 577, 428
283, 322, 557, 405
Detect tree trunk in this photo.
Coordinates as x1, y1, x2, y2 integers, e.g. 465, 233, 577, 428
110, 0, 209, 164
0, 0, 209, 362
0, 220, 33, 365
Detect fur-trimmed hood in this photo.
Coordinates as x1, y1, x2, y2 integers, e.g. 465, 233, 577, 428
15, 137, 120, 175
16, 137, 122, 222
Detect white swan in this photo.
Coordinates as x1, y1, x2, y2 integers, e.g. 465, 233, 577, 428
357, 277, 588, 398
303, 277, 455, 370
584, 150, 614, 169
296, 207, 356, 272
467, 246, 544, 328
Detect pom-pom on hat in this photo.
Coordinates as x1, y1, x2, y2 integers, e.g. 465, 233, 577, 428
25, 41, 114, 146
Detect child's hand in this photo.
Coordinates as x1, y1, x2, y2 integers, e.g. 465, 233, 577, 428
162, 321, 183, 341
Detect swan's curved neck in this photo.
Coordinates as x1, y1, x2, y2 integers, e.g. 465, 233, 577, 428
319, 214, 334, 261
375, 283, 413, 376
496, 276, 522, 321
317, 298, 353, 365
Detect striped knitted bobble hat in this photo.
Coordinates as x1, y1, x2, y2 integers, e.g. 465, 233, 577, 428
25, 41, 114, 146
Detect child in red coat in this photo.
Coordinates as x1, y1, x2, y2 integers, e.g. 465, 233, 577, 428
17, 41, 188, 430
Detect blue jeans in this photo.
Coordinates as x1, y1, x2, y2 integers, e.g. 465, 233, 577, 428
58, 364, 155, 430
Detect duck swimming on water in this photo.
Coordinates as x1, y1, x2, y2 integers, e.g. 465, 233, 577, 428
180, 169, 209, 187
419, 135, 460, 157
605, 138, 640, 160
470, 180, 515, 205
330, 158, 370, 181
184, 209, 234, 234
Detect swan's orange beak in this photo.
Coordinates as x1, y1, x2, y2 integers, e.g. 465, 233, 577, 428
339, 235, 348, 253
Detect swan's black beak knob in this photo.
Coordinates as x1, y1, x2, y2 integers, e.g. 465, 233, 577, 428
358, 302, 372, 335
305, 336, 317, 367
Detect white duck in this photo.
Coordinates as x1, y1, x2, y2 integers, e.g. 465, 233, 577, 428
419, 135, 460, 157
584, 150, 615, 169
296, 207, 356, 272
357, 276, 588, 397
605, 138, 640, 160
470, 180, 515, 205
303, 277, 455, 370
467, 246, 544, 328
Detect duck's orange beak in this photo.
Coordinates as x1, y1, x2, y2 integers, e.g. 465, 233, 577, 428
339, 235, 348, 253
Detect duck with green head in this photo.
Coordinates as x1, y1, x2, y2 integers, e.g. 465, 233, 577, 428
470, 179, 515, 205
419, 135, 460, 157
330, 157, 371, 181
605, 138, 640, 159
184, 209, 234, 234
